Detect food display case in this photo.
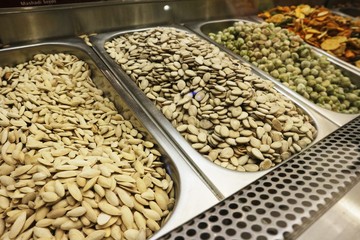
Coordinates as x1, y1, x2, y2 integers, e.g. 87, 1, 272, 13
0, 0, 359, 239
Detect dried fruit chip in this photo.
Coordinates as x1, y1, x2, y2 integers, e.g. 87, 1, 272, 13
332, 36, 347, 43
305, 34, 313, 40
317, 11, 329, 17
321, 38, 341, 50
269, 14, 285, 24
295, 8, 305, 19
306, 28, 321, 34
316, 16, 328, 21
296, 4, 312, 16
333, 43, 347, 56
317, 30, 328, 39
300, 5, 312, 15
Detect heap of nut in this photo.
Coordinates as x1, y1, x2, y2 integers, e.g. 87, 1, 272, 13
209, 21, 360, 113
258, 4, 360, 68
0, 53, 175, 239
105, 27, 317, 172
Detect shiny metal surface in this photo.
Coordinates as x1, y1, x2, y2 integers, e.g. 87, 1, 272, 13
0, 40, 219, 238
186, 18, 360, 127
90, 26, 338, 199
334, 7, 360, 18
298, 181, 360, 240
0, 0, 240, 47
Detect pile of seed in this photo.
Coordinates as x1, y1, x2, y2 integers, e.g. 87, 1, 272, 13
0, 53, 175, 240
105, 27, 317, 172
209, 21, 360, 114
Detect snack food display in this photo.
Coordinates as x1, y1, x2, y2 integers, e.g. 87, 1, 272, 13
0, 53, 175, 239
105, 27, 317, 172
258, 4, 360, 68
209, 21, 360, 114
1, 1, 359, 239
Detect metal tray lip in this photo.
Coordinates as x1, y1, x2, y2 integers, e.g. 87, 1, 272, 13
91, 23, 194, 46
0, 39, 221, 238
184, 18, 360, 126
0, 38, 115, 77
330, 8, 359, 19
90, 24, 327, 177
0, 38, 91, 55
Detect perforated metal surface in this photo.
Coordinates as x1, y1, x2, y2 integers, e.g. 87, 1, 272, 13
161, 117, 360, 240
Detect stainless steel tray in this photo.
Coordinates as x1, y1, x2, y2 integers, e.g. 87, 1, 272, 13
0, 39, 219, 239
185, 18, 360, 127
90, 25, 338, 198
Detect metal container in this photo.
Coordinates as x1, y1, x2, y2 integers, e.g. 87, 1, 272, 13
0, 39, 219, 239
185, 18, 360, 127
90, 26, 338, 199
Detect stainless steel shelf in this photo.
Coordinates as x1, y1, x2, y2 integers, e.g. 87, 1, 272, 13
160, 116, 360, 240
